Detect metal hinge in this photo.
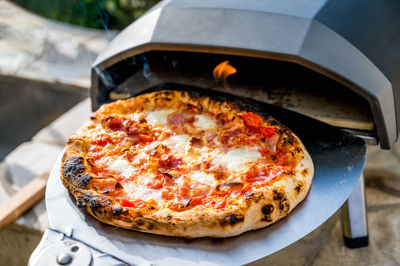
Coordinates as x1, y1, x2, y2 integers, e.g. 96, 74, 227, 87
29, 229, 127, 266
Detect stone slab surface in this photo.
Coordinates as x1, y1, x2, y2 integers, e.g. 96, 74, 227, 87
0, 0, 116, 89
33, 98, 92, 147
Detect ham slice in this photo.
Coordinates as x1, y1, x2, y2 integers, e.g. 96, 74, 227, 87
167, 112, 194, 126
264, 133, 280, 153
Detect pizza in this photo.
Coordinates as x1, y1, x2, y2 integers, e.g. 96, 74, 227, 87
61, 90, 314, 238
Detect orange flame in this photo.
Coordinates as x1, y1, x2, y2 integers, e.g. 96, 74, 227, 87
213, 60, 237, 83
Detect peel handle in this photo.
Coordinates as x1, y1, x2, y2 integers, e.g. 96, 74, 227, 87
0, 172, 49, 231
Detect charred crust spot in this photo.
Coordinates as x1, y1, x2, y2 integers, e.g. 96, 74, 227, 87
112, 206, 123, 216
262, 204, 274, 215
82, 193, 111, 216
115, 182, 122, 189
224, 214, 244, 225
243, 191, 263, 202
78, 174, 92, 188
273, 190, 283, 200
63, 156, 92, 188
295, 182, 303, 193
137, 219, 144, 225
147, 223, 154, 230
301, 169, 308, 176
91, 199, 102, 213
261, 216, 273, 222
77, 199, 84, 208
282, 135, 295, 145
90, 116, 97, 120
273, 190, 290, 213
67, 139, 74, 144
166, 215, 172, 220
90, 197, 100, 213
83, 194, 91, 203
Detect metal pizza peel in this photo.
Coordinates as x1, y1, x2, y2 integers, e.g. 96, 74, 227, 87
30, 104, 366, 266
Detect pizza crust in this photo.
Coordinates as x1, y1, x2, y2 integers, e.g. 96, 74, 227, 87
61, 90, 314, 238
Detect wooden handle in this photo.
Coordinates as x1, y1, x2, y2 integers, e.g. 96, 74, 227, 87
0, 172, 49, 231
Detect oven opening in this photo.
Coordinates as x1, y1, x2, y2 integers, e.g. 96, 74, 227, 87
94, 51, 374, 134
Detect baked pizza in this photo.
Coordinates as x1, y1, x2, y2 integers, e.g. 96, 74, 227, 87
61, 90, 314, 238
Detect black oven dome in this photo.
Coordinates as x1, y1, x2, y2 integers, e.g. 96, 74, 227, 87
92, 0, 400, 149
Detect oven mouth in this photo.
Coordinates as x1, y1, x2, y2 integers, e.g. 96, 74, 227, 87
92, 50, 374, 136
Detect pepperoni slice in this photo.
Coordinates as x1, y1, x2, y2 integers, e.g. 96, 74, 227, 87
242, 112, 262, 131
261, 127, 275, 138
107, 117, 124, 131
121, 199, 147, 208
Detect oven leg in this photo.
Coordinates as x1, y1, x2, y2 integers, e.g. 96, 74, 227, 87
341, 173, 369, 248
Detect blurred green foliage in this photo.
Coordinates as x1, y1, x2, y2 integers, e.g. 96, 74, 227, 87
11, 0, 160, 29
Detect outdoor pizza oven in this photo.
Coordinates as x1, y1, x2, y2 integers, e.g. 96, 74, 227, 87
29, 0, 400, 265
91, 0, 400, 150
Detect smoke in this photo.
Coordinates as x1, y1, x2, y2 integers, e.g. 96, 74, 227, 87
141, 55, 158, 82
98, 8, 109, 32
97, 5, 116, 39
94, 66, 115, 88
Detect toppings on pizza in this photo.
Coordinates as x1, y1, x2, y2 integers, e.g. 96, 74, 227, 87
81, 96, 303, 212
61, 90, 313, 238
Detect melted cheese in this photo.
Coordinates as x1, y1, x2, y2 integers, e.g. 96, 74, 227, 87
190, 171, 217, 187
123, 183, 163, 205
162, 134, 190, 154
194, 114, 216, 131
174, 176, 187, 186
107, 157, 136, 177
212, 148, 261, 170
135, 185, 163, 204
145, 109, 174, 126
